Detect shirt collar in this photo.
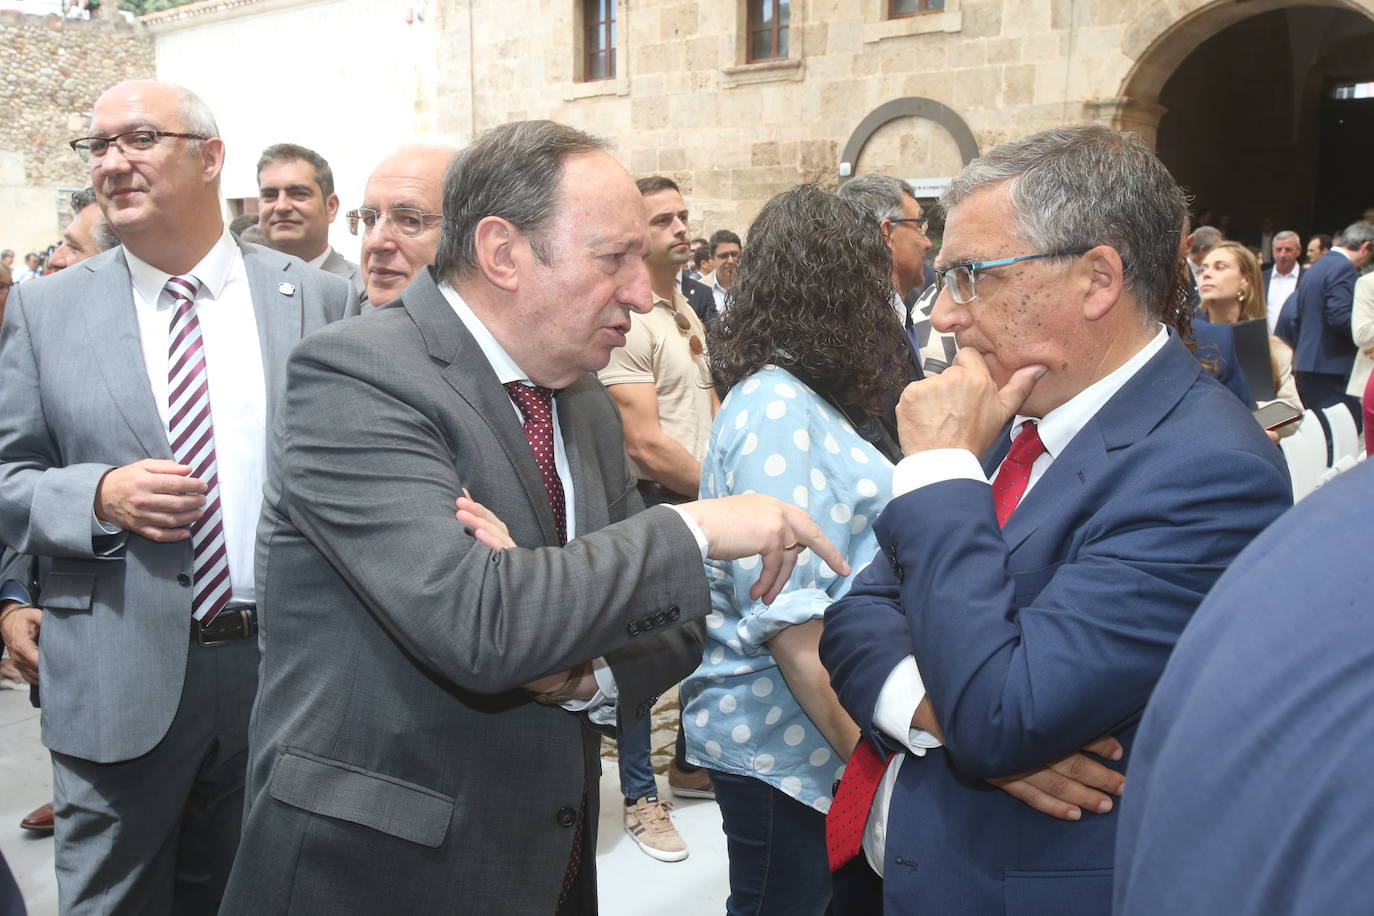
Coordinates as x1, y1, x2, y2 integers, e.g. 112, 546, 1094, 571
1333, 246, 1356, 263
437, 279, 529, 386
1274, 263, 1299, 279
653, 286, 688, 313
306, 247, 332, 269
1009, 325, 1169, 459
126, 226, 238, 305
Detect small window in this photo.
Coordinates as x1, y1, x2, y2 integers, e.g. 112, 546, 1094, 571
584, 0, 617, 81
1331, 81, 1374, 100
890, 0, 944, 16
747, 0, 789, 62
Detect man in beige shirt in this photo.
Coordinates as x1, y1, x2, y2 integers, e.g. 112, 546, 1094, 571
597, 175, 719, 863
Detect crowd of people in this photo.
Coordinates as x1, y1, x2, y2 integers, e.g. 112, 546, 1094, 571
0, 77, 1371, 916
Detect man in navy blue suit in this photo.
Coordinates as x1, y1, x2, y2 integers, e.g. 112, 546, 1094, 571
1289, 221, 1374, 415
1115, 461, 1374, 915
819, 125, 1292, 915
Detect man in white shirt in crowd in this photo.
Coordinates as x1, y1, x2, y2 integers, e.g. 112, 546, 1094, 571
1264, 229, 1302, 332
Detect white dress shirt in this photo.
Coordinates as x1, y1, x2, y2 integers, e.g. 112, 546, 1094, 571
436, 281, 707, 710
861, 326, 1169, 875
124, 228, 266, 605
1266, 264, 1299, 332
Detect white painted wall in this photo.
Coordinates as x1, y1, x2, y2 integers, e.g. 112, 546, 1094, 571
151, 0, 453, 260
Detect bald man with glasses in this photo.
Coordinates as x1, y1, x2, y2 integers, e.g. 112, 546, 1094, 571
348, 145, 454, 309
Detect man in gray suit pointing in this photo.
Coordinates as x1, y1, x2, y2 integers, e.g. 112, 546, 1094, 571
0, 80, 353, 914
221, 120, 845, 916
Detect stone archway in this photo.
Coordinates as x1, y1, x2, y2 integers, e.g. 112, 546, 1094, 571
837, 98, 980, 188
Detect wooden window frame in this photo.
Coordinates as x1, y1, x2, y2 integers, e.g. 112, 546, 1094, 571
747, 0, 789, 63
888, 0, 942, 18
582, 0, 616, 83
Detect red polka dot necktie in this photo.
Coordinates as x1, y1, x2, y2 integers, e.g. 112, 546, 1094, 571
992, 420, 1046, 528
503, 382, 567, 545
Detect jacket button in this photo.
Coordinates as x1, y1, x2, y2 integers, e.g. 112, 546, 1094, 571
556, 806, 577, 827
626, 621, 640, 637
667, 606, 680, 621
176, 573, 191, 586
651, 611, 667, 627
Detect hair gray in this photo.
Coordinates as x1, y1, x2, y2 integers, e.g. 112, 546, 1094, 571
70, 187, 116, 252
1273, 230, 1300, 245
1188, 225, 1223, 256
941, 125, 1187, 322
434, 120, 607, 279
1340, 220, 1374, 250
171, 84, 218, 145
837, 173, 917, 223
257, 142, 335, 199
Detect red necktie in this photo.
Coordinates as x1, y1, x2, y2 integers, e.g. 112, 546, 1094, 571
503, 382, 566, 545
992, 421, 1047, 527
166, 276, 230, 624
825, 421, 1050, 872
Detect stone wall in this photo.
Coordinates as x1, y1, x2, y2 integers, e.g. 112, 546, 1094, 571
0, 10, 153, 253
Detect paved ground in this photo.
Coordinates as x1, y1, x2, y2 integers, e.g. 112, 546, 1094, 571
0, 680, 729, 915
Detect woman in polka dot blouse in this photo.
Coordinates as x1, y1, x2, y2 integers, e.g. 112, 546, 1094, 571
681, 185, 917, 915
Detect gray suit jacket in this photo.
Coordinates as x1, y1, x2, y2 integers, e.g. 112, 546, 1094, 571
319, 246, 365, 299
0, 241, 353, 763
222, 268, 708, 915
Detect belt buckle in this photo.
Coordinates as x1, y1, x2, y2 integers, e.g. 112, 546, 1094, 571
195, 623, 234, 648
195, 608, 252, 647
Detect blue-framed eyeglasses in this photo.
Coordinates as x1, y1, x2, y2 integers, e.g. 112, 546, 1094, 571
934, 248, 1090, 304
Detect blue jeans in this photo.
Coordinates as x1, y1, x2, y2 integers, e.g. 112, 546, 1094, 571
615, 709, 701, 801
708, 769, 832, 916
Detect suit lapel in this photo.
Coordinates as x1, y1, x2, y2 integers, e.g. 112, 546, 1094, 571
994, 334, 1200, 554
557, 380, 610, 537
242, 244, 301, 417
81, 250, 171, 459
404, 270, 563, 546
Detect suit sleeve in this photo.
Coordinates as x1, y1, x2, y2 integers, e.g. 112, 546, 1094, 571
1323, 261, 1358, 331
830, 446, 1289, 779
273, 330, 710, 696
0, 284, 121, 559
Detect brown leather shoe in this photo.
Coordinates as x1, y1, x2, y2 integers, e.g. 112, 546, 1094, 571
20, 801, 53, 832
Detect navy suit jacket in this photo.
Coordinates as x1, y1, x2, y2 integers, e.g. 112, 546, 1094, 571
682, 275, 716, 327
821, 335, 1291, 915
1115, 460, 1374, 915
1290, 250, 1358, 376
1190, 315, 1255, 408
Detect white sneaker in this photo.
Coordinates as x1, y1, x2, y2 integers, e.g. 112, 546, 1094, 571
623, 796, 688, 862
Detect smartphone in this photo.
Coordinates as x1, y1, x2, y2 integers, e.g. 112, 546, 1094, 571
1252, 401, 1303, 431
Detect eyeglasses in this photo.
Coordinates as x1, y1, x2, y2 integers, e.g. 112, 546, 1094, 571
889, 217, 929, 234
672, 310, 705, 356
346, 207, 443, 239
935, 248, 1090, 304
714, 250, 741, 261
68, 130, 208, 164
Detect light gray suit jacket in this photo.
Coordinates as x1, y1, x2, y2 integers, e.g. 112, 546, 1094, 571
221, 268, 709, 915
319, 246, 365, 299
0, 241, 353, 763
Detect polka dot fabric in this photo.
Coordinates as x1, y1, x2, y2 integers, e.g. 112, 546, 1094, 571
992, 420, 1045, 528
681, 366, 895, 814
503, 382, 566, 545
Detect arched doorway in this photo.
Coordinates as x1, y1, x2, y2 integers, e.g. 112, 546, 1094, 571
1118, 1, 1374, 246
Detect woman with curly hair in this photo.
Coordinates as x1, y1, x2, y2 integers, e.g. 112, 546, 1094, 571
680, 184, 915, 915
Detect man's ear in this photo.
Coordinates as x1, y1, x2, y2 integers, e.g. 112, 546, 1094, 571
199, 137, 226, 184
1082, 245, 1125, 322
324, 193, 340, 223
473, 216, 520, 292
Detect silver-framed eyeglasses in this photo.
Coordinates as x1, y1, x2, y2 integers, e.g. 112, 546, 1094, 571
68, 130, 208, 164
889, 216, 929, 234
346, 207, 443, 238
934, 248, 1090, 304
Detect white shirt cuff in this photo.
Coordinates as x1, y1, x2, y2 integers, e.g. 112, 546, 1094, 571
891, 449, 988, 498
667, 504, 708, 558
873, 656, 943, 753
92, 511, 121, 535
561, 656, 616, 712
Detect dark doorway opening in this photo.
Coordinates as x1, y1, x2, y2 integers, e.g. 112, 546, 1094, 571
1154, 6, 1374, 251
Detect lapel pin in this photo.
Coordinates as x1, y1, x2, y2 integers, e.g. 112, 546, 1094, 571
278, 282, 296, 297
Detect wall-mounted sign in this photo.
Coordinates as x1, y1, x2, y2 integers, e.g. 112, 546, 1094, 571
904, 177, 953, 197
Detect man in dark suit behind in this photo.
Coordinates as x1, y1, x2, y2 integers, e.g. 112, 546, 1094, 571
1289, 221, 1374, 414
221, 120, 845, 916
1116, 461, 1374, 915
819, 125, 1291, 915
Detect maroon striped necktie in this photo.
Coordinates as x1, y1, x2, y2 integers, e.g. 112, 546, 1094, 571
165, 275, 231, 623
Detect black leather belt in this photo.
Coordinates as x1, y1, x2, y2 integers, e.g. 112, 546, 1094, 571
193, 605, 257, 647
636, 479, 690, 504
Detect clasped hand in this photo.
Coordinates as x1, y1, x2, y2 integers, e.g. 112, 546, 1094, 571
94, 459, 207, 542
